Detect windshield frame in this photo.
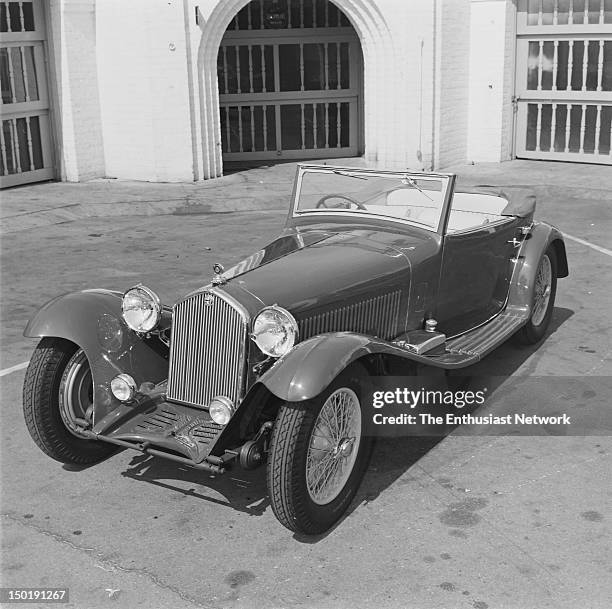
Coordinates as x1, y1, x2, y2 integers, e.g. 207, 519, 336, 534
291, 164, 456, 234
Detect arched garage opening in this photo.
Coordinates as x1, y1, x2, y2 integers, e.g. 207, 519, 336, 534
217, 0, 363, 167
197, 0, 394, 179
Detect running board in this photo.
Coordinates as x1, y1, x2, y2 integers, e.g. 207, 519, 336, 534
390, 310, 527, 369
444, 311, 527, 361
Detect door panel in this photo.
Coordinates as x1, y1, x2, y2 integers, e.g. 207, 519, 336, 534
436, 220, 519, 336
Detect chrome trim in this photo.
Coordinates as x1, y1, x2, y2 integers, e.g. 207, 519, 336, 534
166, 288, 249, 409
446, 312, 525, 356
445, 216, 515, 236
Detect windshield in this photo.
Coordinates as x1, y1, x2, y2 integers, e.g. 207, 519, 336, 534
294, 167, 451, 231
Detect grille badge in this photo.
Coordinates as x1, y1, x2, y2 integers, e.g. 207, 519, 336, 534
203, 292, 214, 307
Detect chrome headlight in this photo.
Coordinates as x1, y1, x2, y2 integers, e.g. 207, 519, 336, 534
251, 306, 298, 358
121, 285, 161, 332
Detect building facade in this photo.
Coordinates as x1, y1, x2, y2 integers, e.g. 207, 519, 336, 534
1, 0, 611, 187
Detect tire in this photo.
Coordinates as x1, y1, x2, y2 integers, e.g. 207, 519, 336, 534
23, 337, 115, 465
515, 245, 558, 345
267, 363, 374, 534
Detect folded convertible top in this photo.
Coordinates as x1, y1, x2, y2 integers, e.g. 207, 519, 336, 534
454, 184, 537, 218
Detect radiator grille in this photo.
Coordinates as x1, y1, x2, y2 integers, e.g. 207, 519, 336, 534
166, 290, 247, 408
298, 290, 402, 341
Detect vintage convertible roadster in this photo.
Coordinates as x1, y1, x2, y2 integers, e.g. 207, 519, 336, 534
23, 164, 568, 534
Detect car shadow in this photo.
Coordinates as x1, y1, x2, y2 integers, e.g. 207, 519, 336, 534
118, 306, 573, 541
295, 305, 575, 541
120, 452, 271, 517
449, 306, 574, 388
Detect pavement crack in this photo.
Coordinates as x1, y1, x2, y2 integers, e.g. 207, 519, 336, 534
1, 203, 81, 219
1, 513, 213, 609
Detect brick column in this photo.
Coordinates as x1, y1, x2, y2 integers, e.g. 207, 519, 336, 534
48, 0, 105, 181
466, 0, 516, 163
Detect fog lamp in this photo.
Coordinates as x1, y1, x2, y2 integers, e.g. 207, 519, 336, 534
110, 373, 137, 402
209, 396, 235, 426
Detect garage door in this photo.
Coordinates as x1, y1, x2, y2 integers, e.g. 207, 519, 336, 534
0, 0, 54, 188
515, 0, 612, 164
217, 0, 363, 162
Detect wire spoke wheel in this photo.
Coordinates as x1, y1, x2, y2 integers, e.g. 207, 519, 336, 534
531, 254, 552, 327
515, 245, 558, 346
306, 388, 362, 505
267, 363, 373, 534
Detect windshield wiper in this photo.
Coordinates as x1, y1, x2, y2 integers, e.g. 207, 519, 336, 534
332, 170, 368, 180
402, 175, 434, 201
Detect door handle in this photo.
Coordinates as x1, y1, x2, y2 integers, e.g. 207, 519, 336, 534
507, 238, 522, 248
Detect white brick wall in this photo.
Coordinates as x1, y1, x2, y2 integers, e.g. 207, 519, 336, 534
96, 0, 195, 182
435, 0, 471, 169
376, 0, 437, 171
49, 0, 516, 182
466, 0, 515, 163
47, 0, 105, 182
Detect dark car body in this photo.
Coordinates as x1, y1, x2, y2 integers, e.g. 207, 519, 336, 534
23, 164, 568, 530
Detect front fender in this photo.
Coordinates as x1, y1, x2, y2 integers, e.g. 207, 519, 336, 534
258, 332, 445, 402
507, 222, 568, 317
24, 289, 169, 422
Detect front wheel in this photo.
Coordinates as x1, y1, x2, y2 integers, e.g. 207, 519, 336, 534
267, 364, 373, 534
23, 337, 115, 465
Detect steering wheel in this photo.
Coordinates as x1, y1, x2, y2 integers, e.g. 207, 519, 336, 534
315, 193, 367, 210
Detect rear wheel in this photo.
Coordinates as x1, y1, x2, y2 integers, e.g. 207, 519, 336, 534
23, 337, 115, 464
267, 364, 373, 534
515, 245, 558, 345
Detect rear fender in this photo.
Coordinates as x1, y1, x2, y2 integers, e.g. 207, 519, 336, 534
507, 222, 568, 317
24, 289, 169, 422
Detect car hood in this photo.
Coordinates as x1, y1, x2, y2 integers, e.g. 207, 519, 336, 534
225, 227, 428, 318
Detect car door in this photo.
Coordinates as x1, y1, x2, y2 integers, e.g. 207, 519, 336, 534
435, 218, 520, 337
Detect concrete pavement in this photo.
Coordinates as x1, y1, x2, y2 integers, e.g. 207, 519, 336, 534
2, 159, 611, 246
0, 159, 611, 609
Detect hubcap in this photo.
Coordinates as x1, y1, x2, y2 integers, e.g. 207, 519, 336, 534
59, 350, 93, 438
306, 387, 362, 505
531, 254, 552, 327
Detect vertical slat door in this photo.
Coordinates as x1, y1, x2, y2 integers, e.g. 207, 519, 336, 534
1, 0, 54, 187
515, 0, 612, 164
217, 0, 362, 162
